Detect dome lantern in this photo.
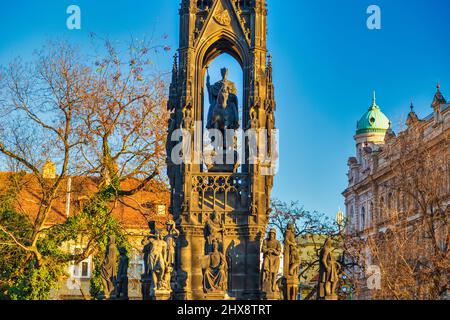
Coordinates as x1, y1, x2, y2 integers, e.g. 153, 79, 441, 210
356, 91, 391, 135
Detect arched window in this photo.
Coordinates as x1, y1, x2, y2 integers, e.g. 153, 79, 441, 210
349, 206, 355, 232
388, 192, 393, 215
380, 196, 385, 219
361, 206, 366, 231
369, 201, 374, 226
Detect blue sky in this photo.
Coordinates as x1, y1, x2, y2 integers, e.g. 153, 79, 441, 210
1, 0, 449, 218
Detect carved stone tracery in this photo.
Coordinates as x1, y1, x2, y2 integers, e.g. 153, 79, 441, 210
169, 0, 276, 300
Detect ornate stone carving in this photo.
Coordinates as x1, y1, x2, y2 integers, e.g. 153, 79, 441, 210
202, 239, 228, 293
169, 0, 275, 300
205, 212, 225, 253
142, 231, 168, 299
191, 173, 249, 213
248, 105, 259, 129
148, 232, 167, 290
116, 247, 129, 300
283, 223, 300, 300
100, 236, 117, 299
206, 68, 240, 132
318, 239, 341, 300
261, 229, 281, 299
165, 220, 180, 268
141, 222, 180, 300
182, 105, 194, 130
214, 9, 231, 26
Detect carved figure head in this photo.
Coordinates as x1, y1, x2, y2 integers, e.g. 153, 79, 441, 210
269, 228, 277, 240
109, 236, 116, 245
166, 219, 175, 231
212, 239, 220, 252
220, 67, 228, 80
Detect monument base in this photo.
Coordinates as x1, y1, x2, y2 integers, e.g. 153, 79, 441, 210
141, 277, 152, 300
285, 278, 299, 300
204, 291, 226, 300
141, 277, 172, 300
98, 292, 116, 300
206, 150, 239, 173
154, 290, 172, 301
264, 291, 281, 301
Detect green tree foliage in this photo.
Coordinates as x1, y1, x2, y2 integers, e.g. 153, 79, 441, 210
0, 174, 128, 300
0, 36, 169, 300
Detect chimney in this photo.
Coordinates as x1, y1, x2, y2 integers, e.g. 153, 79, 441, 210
42, 160, 56, 179
66, 177, 72, 218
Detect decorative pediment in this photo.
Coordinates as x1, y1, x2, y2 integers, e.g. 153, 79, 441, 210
194, 0, 251, 48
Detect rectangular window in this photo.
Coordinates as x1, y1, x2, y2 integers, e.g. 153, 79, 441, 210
72, 263, 79, 277
81, 262, 89, 277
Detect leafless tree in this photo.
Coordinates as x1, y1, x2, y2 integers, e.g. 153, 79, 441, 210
0, 42, 85, 265
346, 123, 449, 300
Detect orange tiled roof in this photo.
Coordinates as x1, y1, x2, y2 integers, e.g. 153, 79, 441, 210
0, 172, 170, 230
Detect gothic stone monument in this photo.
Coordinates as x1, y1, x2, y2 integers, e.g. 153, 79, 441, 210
167, 0, 276, 300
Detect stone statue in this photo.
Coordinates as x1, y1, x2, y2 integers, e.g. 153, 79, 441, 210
283, 223, 296, 275
205, 212, 224, 253
261, 229, 282, 299
147, 232, 167, 292
160, 266, 173, 291
164, 220, 180, 268
142, 228, 176, 300
162, 220, 179, 293
318, 238, 341, 300
142, 237, 152, 278
206, 67, 240, 132
283, 223, 300, 300
182, 105, 194, 130
100, 236, 117, 299
248, 106, 259, 129
116, 247, 129, 300
202, 239, 228, 293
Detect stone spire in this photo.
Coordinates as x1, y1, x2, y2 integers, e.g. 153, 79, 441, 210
336, 208, 345, 229
406, 100, 420, 127
266, 54, 275, 105
167, 54, 179, 112
432, 82, 446, 109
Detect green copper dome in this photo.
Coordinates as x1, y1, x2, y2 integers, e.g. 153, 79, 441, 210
356, 92, 390, 135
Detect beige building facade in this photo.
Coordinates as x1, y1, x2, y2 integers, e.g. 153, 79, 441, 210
343, 86, 449, 299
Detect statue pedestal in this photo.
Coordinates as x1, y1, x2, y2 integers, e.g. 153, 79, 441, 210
264, 291, 281, 301
154, 290, 172, 301
141, 277, 152, 300
285, 277, 299, 301
207, 150, 238, 173
141, 277, 172, 300
204, 292, 226, 300
115, 276, 129, 300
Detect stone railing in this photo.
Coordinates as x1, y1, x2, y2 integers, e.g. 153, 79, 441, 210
190, 173, 249, 213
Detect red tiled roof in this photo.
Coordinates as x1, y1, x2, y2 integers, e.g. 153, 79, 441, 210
0, 172, 170, 230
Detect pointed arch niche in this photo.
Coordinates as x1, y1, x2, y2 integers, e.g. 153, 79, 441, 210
201, 53, 243, 172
